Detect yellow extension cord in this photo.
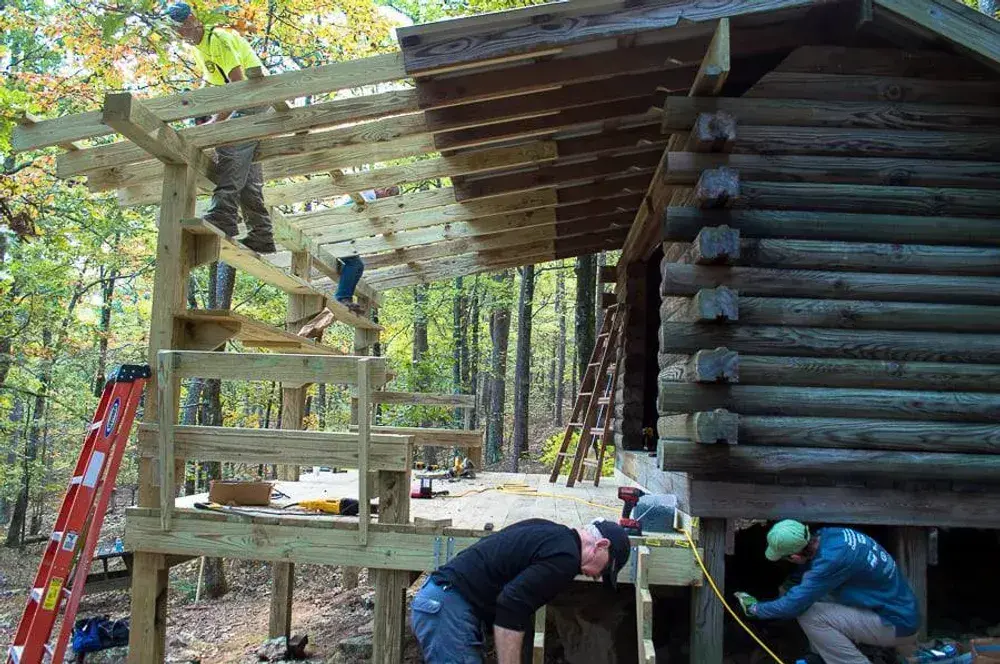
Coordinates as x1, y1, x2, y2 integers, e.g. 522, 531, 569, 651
680, 526, 786, 664
440, 484, 787, 663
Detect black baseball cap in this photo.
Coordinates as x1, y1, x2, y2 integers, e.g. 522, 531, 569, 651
593, 519, 631, 589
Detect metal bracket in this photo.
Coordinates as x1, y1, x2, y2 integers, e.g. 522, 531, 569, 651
433, 536, 442, 569
446, 537, 455, 565
630, 545, 639, 584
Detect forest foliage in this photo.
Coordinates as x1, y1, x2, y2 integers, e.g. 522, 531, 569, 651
0, 0, 608, 552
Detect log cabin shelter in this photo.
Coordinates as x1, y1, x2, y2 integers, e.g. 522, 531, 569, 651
12, 0, 1000, 662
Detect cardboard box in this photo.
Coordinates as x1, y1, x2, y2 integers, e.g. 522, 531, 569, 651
208, 480, 272, 506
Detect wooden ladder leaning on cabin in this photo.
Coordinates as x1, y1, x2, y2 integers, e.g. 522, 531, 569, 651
548, 304, 624, 488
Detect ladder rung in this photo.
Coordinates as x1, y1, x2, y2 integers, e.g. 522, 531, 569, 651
588, 362, 600, 367
70, 475, 83, 485
582, 459, 601, 466
598, 397, 611, 405
590, 428, 606, 436
9, 645, 24, 663
30, 587, 43, 603
89, 421, 102, 431
568, 421, 584, 427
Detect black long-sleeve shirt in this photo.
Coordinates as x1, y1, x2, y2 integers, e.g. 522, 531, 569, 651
431, 519, 581, 631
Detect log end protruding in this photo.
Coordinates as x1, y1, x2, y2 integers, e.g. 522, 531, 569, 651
693, 225, 741, 265
692, 286, 739, 322
688, 347, 740, 383
686, 111, 736, 153
695, 167, 740, 209
693, 409, 739, 444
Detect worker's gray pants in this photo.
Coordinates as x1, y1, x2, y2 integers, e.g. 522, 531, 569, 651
798, 602, 917, 664
204, 140, 271, 241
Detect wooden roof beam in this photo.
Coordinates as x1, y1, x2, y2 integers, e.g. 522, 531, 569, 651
361, 210, 636, 271
689, 18, 730, 97
101, 93, 214, 192
367, 228, 629, 290
454, 148, 662, 201
270, 210, 379, 304
15, 52, 408, 152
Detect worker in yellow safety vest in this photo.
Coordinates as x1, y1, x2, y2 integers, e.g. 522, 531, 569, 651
165, 2, 276, 254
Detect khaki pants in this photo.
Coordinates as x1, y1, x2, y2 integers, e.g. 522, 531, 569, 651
797, 602, 917, 664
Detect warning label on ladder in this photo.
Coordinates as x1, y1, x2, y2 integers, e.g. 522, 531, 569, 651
42, 578, 63, 611
61, 532, 78, 552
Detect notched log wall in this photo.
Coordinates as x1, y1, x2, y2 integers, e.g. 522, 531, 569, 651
656, 45, 1000, 491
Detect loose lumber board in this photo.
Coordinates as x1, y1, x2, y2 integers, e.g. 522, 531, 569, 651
175, 310, 347, 355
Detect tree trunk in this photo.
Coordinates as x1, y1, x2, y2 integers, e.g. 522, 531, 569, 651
317, 383, 327, 430
412, 284, 434, 464
575, 255, 597, 380
92, 264, 118, 396
510, 265, 535, 470
199, 261, 233, 598
3, 398, 26, 546
181, 379, 203, 495
469, 277, 481, 429
486, 271, 513, 465
453, 277, 465, 425
0, 234, 14, 390
555, 264, 566, 426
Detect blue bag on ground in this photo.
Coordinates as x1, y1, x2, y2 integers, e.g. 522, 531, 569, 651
72, 615, 130, 654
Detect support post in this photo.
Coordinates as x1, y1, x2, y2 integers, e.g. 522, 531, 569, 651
533, 605, 547, 664
892, 527, 929, 640
268, 250, 317, 639
129, 158, 196, 664
372, 468, 411, 664
691, 518, 726, 664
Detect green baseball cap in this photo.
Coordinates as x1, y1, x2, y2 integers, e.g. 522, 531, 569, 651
765, 520, 810, 561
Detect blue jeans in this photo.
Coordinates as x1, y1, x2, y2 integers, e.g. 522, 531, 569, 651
411, 578, 483, 664
335, 256, 364, 302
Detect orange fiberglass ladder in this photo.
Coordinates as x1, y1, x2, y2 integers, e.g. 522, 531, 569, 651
7, 364, 150, 664
548, 304, 623, 488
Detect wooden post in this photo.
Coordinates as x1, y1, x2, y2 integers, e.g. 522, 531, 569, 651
892, 527, 929, 640
691, 518, 726, 664
344, 295, 377, 586
636, 546, 655, 664
533, 605, 547, 664
373, 468, 411, 664
129, 158, 196, 663
268, 249, 317, 639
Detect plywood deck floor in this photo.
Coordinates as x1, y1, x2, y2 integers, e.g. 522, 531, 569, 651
178, 471, 628, 530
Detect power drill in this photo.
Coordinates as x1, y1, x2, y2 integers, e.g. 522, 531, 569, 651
618, 486, 646, 536
295, 498, 377, 516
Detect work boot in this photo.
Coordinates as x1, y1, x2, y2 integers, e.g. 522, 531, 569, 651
204, 216, 238, 237
241, 234, 276, 254
337, 298, 364, 315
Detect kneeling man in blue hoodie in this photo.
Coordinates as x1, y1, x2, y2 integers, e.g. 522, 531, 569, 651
735, 520, 920, 664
